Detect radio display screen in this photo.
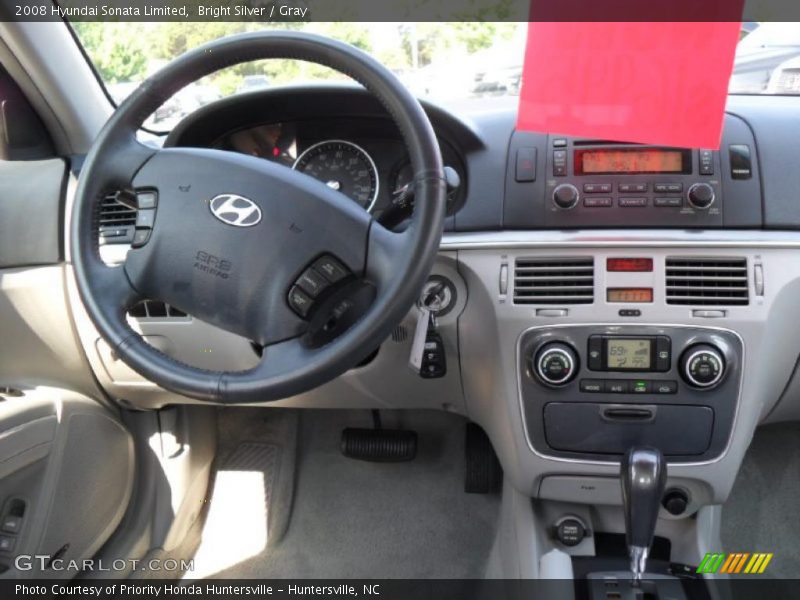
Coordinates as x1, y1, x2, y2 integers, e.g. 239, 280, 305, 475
575, 148, 690, 174
607, 338, 652, 370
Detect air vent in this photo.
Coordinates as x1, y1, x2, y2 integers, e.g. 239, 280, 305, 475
99, 193, 137, 244
666, 257, 749, 306
513, 257, 594, 304
128, 300, 189, 320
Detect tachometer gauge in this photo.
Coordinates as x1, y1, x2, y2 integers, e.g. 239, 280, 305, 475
292, 140, 379, 211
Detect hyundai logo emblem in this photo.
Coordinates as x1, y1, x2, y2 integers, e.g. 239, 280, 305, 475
209, 194, 262, 227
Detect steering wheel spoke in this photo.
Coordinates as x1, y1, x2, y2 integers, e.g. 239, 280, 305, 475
366, 221, 410, 291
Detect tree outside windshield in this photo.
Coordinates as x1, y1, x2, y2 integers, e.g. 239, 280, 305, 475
72, 22, 800, 129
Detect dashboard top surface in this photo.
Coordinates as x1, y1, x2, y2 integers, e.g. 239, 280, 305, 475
166, 86, 800, 233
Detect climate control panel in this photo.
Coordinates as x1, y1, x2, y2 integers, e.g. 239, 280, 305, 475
519, 325, 742, 462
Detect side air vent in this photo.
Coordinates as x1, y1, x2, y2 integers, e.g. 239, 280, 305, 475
99, 193, 137, 244
513, 257, 594, 304
666, 257, 749, 306
128, 300, 189, 320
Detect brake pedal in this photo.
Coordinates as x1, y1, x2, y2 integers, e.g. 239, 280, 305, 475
465, 422, 502, 493
341, 411, 417, 462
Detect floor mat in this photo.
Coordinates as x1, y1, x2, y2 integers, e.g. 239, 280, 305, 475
190, 409, 500, 579
721, 422, 800, 579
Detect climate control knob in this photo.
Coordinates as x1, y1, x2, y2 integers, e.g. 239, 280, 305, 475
552, 184, 580, 210
687, 183, 715, 210
534, 342, 578, 386
680, 344, 725, 388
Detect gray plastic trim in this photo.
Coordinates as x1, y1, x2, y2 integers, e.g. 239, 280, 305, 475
514, 323, 744, 468
441, 229, 800, 249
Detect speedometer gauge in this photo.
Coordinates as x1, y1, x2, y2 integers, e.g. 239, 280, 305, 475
292, 140, 379, 211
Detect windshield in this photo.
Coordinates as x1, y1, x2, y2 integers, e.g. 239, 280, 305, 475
72, 22, 800, 129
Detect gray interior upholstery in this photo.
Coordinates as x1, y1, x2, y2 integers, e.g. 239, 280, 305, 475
721, 423, 800, 579
188, 409, 500, 579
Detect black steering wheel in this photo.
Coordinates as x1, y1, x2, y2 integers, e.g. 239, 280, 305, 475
71, 32, 446, 403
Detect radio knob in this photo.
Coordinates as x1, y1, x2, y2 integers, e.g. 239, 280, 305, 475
553, 184, 580, 210
680, 344, 725, 389
534, 342, 578, 386
687, 183, 715, 210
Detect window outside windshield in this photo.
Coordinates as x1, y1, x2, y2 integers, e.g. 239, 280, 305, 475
72, 22, 800, 129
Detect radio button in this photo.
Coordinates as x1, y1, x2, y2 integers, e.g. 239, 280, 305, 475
553, 150, 567, 176
553, 184, 580, 209
619, 183, 648, 193
580, 379, 604, 393
687, 183, 715, 210
654, 197, 682, 207
583, 183, 612, 193
654, 183, 683, 193
618, 197, 648, 207
699, 149, 714, 175
584, 197, 612, 208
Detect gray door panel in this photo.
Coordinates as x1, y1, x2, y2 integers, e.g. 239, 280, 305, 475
0, 158, 65, 268
0, 390, 134, 578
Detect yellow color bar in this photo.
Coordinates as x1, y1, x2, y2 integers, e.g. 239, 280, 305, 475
757, 553, 773, 574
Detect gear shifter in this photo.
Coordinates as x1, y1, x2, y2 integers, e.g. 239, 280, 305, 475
620, 446, 666, 584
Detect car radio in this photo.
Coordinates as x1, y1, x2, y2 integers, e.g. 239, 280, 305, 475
544, 139, 723, 228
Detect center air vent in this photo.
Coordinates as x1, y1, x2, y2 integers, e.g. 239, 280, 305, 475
513, 257, 594, 304
666, 257, 749, 306
98, 193, 137, 244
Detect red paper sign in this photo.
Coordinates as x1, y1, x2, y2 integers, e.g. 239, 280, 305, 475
517, 22, 743, 149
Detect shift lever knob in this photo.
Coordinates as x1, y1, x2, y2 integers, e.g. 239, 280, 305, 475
621, 446, 666, 582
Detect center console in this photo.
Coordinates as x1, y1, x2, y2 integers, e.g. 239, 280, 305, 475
518, 325, 742, 463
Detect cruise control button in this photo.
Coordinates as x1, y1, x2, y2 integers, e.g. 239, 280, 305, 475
605, 380, 629, 394
313, 255, 349, 283
287, 285, 313, 317
580, 379, 604, 393
297, 268, 329, 298
654, 381, 678, 394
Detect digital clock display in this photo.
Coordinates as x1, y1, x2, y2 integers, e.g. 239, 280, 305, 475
607, 339, 652, 370
607, 288, 654, 303
576, 148, 690, 174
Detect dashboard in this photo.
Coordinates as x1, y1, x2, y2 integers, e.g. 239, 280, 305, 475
77, 86, 800, 548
